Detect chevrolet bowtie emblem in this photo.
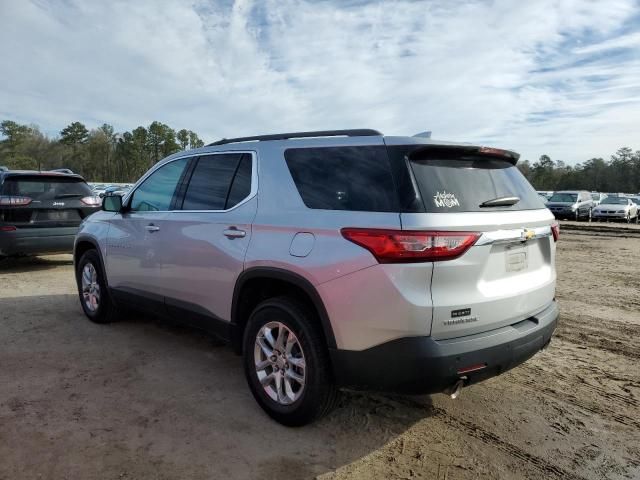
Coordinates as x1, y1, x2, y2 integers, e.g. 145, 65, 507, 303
521, 229, 535, 242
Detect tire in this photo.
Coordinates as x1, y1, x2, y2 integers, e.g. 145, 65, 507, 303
626, 213, 631, 224
75, 249, 118, 324
574, 210, 580, 222
243, 297, 339, 426
587, 208, 592, 222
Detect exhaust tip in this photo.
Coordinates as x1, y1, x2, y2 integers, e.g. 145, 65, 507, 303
446, 376, 467, 399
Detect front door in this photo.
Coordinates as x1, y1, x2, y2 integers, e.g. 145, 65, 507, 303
105, 157, 189, 312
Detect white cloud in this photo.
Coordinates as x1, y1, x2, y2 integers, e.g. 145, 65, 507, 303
0, 0, 639, 164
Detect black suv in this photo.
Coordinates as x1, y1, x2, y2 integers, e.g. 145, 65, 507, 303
0, 168, 101, 259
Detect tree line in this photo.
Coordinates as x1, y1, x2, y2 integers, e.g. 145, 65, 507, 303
0, 120, 205, 182
1, 119, 639, 192
517, 148, 640, 194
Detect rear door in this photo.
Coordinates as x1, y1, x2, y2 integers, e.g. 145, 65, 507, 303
387, 144, 556, 340
157, 152, 257, 325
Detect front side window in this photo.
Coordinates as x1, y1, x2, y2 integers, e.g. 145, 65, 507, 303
181, 153, 252, 211
129, 158, 188, 212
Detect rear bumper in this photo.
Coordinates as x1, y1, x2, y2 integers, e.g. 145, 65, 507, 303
0, 227, 78, 256
330, 301, 558, 394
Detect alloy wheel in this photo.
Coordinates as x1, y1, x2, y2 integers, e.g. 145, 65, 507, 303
254, 321, 306, 405
81, 263, 100, 312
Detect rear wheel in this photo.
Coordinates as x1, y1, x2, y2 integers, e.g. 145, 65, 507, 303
243, 297, 339, 426
76, 249, 117, 323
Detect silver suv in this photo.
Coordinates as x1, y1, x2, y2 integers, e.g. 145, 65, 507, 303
74, 129, 559, 426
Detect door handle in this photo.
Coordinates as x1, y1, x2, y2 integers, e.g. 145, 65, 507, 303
145, 224, 160, 233
223, 227, 246, 239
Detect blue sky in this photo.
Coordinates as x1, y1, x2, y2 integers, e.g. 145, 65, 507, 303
1, 0, 639, 164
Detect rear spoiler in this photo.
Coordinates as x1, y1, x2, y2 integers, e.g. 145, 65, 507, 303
407, 145, 520, 165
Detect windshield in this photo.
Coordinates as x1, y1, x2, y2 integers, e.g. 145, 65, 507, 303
549, 193, 577, 203
601, 197, 628, 205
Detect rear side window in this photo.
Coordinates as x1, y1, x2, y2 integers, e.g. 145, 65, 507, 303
2, 176, 92, 199
284, 146, 398, 212
393, 147, 544, 212
181, 153, 252, 211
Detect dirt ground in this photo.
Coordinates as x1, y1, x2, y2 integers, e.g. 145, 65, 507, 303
1, 221, 639, 480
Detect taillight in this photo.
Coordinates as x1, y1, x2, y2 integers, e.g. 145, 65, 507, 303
477, 146, 518, 160
0, 225, 17, 232
0, 196, 32, 206
80, 196, 101, 206
551, 222, 560, 242
341, 228, 480, 263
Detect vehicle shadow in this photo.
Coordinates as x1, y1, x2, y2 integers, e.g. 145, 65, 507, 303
1, 293, 434, 480
0, 254, 74, 273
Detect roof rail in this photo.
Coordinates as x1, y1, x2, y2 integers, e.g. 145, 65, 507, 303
49, 168, 75, 174
207, 129, 383, 146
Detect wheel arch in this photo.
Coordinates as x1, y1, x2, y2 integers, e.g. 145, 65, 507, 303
74, 236, 108, 287
231, 267, 337, 354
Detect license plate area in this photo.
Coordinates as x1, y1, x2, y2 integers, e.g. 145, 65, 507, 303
505, 245, 528, 272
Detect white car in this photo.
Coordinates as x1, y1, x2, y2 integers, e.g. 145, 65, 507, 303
592, 197, 639, 223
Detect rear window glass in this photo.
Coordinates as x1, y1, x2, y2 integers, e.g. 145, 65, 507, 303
2, 176, 92, 199
284, 146, 398, 212
405, 150, 545, 212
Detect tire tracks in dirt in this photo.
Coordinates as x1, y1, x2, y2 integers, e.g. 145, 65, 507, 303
511, 375, 640, 430
521, 364, 639, 409
430, 407, 588, 480
372, 394, 589, 480
555, 314, 640, 360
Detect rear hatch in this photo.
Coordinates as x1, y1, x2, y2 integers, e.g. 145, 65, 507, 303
386, 143, 557, 340
0, 174, 100, 229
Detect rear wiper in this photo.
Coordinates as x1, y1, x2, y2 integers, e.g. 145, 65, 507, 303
55, 193, 84, 198
479, 196, 520, 207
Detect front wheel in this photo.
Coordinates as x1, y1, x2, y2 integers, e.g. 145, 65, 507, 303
76, 249, 117, 323
626, 213, 631, 223
243, 297, 339, 426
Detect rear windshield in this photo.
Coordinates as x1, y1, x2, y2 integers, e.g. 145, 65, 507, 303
285, 146, 398, 212
1, 176, 92, 200
404, 150, 545, 212
549, 193, 578, 203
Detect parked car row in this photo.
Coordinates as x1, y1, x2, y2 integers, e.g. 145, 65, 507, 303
539, 190, 640, 223
89, 182, 133, 198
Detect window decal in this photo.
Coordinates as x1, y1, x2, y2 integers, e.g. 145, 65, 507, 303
434, 191, 460, 208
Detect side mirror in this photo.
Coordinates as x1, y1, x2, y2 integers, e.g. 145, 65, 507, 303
102, 194, 123, 212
